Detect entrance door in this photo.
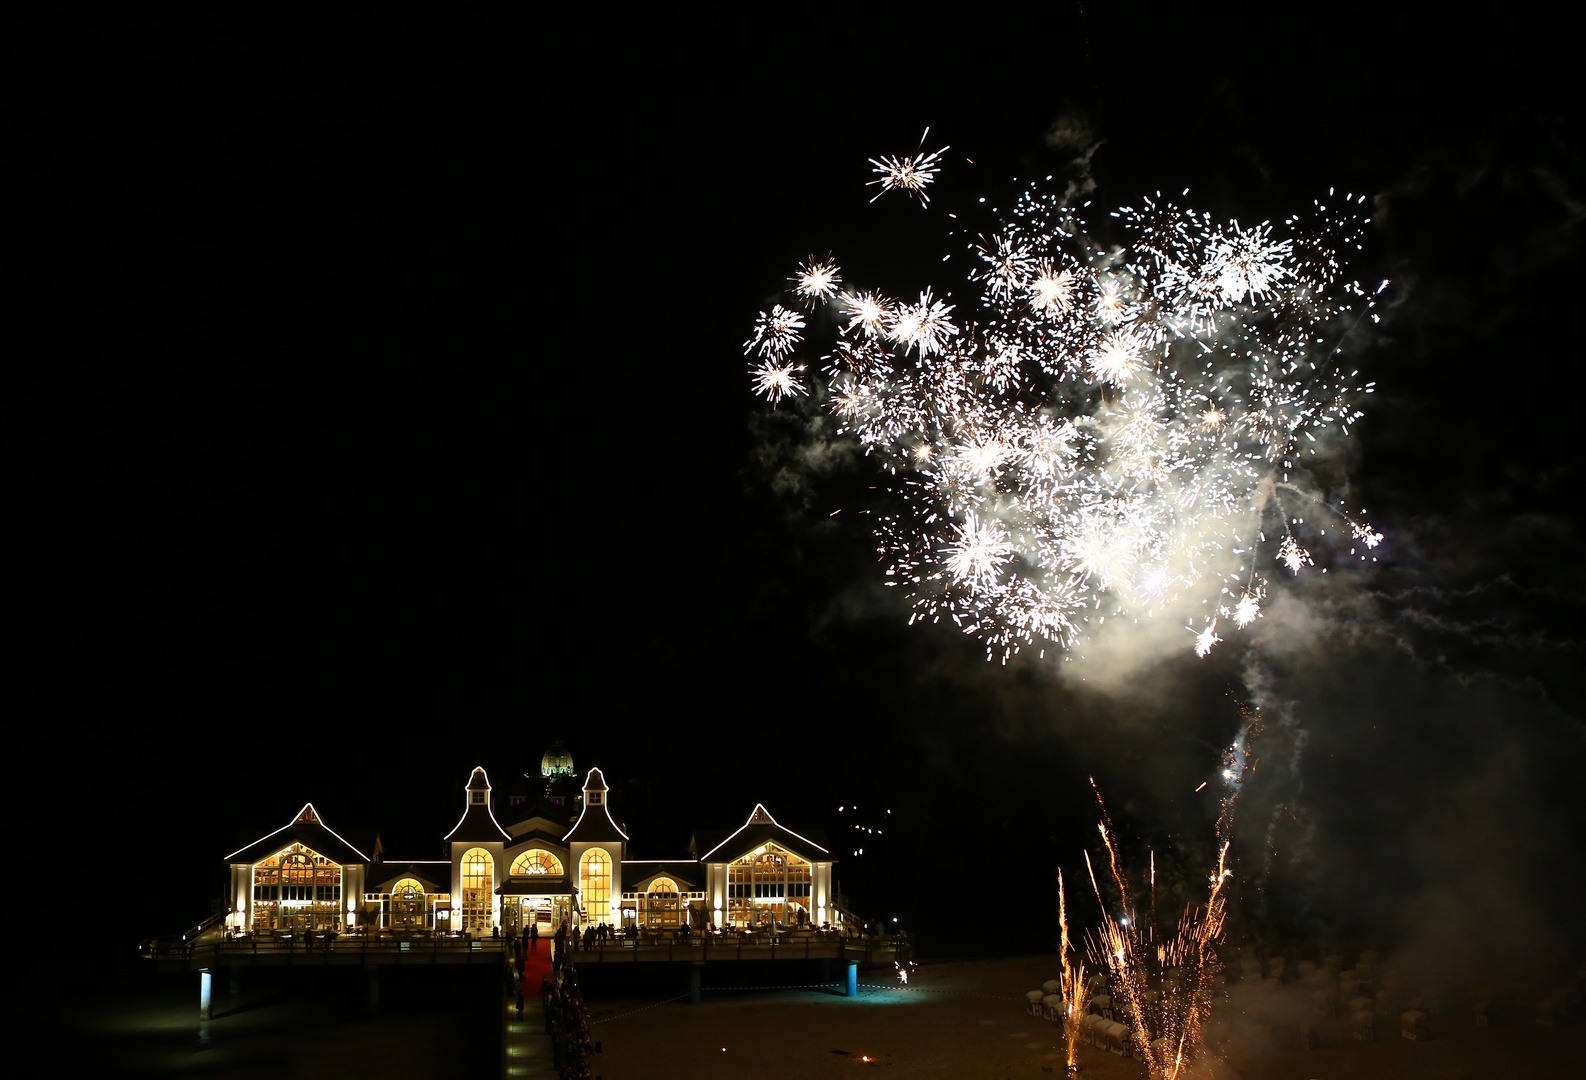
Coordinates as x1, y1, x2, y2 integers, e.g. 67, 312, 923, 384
391, 881, 427, 930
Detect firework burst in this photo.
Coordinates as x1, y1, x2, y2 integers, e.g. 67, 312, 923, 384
745, 153, 1384, 659
868, 128, 950, 206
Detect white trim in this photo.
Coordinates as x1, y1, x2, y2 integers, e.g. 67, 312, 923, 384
699, 803, 829, 862
561, 767, 630, 841
224, 801, 372, 862
444, 767, 512, 841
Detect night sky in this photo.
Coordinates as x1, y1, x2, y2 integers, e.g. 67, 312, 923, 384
19, 8, 1583, 973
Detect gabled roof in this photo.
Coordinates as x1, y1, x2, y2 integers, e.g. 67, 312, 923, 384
224, 802, 372, 866
503, 797, 572, 834
445, 766, 511, 844
505, 827, 568, 852
694, 804, 830, 864
562, 767, 629, 844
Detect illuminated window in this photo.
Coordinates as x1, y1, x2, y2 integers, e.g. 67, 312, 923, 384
461, 848, 494, 932
726, 843, 810, 927
643, 877, 681, 929
391, 877, 428, 930
580, 849, 610, 921
511, 849, 564, 876
251, 843, 341, 932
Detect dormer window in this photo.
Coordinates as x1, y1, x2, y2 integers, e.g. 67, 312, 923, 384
472, 791, 485, 805
588, 791, 603, 805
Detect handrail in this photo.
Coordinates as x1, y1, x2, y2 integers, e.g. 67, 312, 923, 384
141, 933, 510, 962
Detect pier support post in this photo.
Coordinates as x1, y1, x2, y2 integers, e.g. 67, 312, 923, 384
199, 969, 213, 1020
229, 965, 242, 997
846, 962, 858, 998
690, 961, 703, 1005
366, 966, 380, 1013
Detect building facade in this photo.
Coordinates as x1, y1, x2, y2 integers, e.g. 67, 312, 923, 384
223, 761, 838, 936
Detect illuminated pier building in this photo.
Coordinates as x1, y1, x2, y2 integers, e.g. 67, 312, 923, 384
224, 755, 838, 937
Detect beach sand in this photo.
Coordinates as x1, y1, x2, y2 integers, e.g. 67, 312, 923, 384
586, 954, 1583, 1079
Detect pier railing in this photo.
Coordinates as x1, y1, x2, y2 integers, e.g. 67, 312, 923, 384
141, 929, 911, 971
563, 931, 911, 965
141, 932, 507, 970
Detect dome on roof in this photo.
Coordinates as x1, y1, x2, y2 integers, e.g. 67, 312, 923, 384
540, 741, 575, 778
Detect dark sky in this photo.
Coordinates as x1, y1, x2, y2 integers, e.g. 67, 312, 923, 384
19, 9, 1583, 965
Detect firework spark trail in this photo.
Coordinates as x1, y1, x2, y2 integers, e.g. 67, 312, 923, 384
747, 153, 1385, 660
1056, 870, 1088, 1068
1090, 776, 1132, 907
1083, 788, 1228, 1079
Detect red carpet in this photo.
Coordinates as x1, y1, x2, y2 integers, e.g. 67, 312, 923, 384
518, 942, 553, 996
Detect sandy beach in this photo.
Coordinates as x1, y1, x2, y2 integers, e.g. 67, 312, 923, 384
585, 955, 1583, 1080
47, 951, 1582, 1078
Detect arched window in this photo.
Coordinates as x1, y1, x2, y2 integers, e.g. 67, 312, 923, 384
642, 876, 680, 929
391, 877, 427, 930
511, 849, 564, 876
461, 848, 494, 932
579, 849, 610, 922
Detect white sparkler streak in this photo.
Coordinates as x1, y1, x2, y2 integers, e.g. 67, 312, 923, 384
867, 129, 949, 206
745, 174, 1381, 659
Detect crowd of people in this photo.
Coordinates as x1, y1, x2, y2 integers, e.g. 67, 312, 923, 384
543, 925, 596, 1078
498, 921, 601, 1078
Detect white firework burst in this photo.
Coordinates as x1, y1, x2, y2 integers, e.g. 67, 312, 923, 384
1277, 535, 1311, 574
1193, 619, 1222, 658
1030, 262, 1076, 314
1089, 329, 1147, 384
792, 256, 842, 304
745, 169, 1382, 660
1231, 592, 1261, 628
749, 359, 807, 404
744, 304, 805, 359
943, 512, 1014, 593
839, 291, 891, 337
868, 130, 950, 207
889, 289, 958, 357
